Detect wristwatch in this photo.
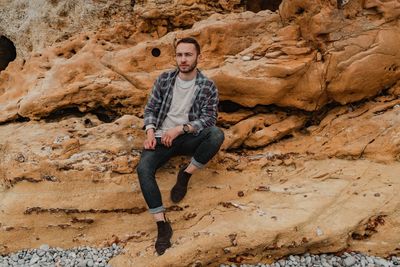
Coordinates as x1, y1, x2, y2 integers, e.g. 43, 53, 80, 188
182, 123, 190, 134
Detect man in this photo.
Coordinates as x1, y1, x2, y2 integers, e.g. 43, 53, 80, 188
136, 37, 224, 255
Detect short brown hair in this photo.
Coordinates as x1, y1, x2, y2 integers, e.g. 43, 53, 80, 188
176, 37, 201, 55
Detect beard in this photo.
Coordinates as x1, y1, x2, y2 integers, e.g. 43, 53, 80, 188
178, 59, 197, 73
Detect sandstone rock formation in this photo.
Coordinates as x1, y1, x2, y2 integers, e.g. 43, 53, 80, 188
0, 0, 244, 58
0, 0, 400, 266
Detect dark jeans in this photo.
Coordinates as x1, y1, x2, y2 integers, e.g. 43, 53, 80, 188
136, 126, 224, 214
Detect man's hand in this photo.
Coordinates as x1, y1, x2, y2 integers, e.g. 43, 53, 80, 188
161, 126, 182, 147
144, 128, 156, 150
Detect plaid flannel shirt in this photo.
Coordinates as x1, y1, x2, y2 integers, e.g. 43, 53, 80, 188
143, 68, 218, 135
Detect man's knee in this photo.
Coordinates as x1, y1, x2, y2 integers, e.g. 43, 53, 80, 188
136, 159, 152, 180
209, 126, 225, 147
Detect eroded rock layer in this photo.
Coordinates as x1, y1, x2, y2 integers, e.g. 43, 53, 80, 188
0, 0, 400, 266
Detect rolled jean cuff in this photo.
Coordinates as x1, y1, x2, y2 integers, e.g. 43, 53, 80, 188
191, 157, 205, 169
149, 205, 165, 214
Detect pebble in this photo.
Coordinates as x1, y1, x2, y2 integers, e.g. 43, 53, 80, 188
39, 244, 50, 251
241, 55, 252, 61
344, 256, 357, 266
0, 244, 122, 267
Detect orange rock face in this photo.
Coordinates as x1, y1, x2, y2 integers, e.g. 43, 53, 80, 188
0, 0, 400, 266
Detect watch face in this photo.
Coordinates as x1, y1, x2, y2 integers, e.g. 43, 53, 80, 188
183, 124, 189, 133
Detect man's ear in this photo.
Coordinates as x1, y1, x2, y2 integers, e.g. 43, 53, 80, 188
197, 53, 202, 61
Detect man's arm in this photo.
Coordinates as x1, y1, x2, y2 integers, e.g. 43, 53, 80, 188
142, 76, 163, 149
188, 82, 218, 134
143, 76, 163, 128
143, 128, 156, 150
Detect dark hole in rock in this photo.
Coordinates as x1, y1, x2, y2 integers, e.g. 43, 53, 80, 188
303, 102, 341, 128
84, 118, 94, 128
295, 7, 305, 14
0, 35, 17, 71
151, 48, 161, 57
45, 107, 85, 122
245, 0, 282, 12
219, 100, 246, 113
45, 106, 120, 123
91, 106, 120, 123
279, 133, 293, 141
15, 116, 30, 123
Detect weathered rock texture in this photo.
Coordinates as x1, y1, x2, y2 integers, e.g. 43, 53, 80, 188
0, 0, 244, 57
0, 0, 400, 266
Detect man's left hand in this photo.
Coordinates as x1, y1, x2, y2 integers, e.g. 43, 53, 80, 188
161, 126, 182, 147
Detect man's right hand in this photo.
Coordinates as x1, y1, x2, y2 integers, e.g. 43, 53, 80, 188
144, 128, 156, 150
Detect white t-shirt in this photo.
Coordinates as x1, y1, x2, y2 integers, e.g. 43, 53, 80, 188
155, 76, 196, 137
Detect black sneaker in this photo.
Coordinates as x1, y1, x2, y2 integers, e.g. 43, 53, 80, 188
170, 165, 192, 203
155, 220, 173, 255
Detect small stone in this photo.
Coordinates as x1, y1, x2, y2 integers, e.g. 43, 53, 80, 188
29, 255, 40, 265
242, 55, 252, 61
37, 249, 45, 257
316, 52, 323, 61
87, 259, 94, 267
316, 227, 324, 236
374, 258, 389, 267
77, 259, 86, 267
39, 244, 50, 251
344, 256, 357, 266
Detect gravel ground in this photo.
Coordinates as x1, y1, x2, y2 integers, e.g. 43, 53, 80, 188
221, 252, 400, 267
2, 245, 400, 266
0, 243, 122, 267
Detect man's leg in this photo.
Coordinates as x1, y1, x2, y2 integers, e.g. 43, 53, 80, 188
137, 146, 172, 214
170, 126, 225, 202
136, 139, 175, 255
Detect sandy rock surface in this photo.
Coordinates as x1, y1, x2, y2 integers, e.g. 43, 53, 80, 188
1, 0, 400, 266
